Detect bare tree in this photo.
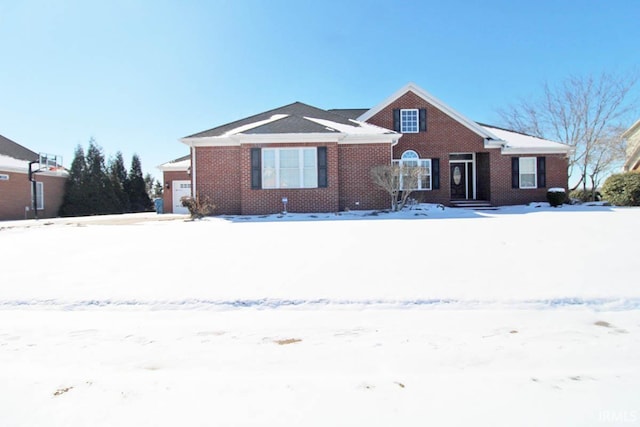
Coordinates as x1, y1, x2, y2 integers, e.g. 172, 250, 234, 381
371, 163, 425, 211
498, 71, 639, 191
585, 125, 627, 199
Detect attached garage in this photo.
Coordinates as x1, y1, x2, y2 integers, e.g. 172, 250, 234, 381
158, 155, 191, 214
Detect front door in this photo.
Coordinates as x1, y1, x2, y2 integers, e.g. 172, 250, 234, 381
450, 163, 467, 199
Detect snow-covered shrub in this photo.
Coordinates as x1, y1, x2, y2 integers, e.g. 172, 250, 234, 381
181, 195, 216, 219
546, 188, 566, 207
601, 172, 640, 206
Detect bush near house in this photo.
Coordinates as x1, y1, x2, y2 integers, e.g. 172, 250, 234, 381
546, 188, 567, 207
601, 172, 640, 206
569, 188, 602, 202
181, 195, 216, 219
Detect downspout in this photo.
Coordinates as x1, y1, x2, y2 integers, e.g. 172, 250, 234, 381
28, 161, 38, 219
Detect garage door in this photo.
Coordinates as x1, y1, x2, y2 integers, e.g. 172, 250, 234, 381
172, 181, 191, 214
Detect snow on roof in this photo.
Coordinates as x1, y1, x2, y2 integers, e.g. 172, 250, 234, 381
159, 157, 190, 171
480, 125, 572, 154
0, 153, 68, 176
0, 153, 30, 171
303, 117, 396, 135
221, 114, 289, 136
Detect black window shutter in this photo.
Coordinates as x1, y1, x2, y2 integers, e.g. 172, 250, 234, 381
432, 158, 440, 190
393, 109, 400, 132
511, 157, 520, 188
317, 146, 327, 188
537, 157, 546, 188
419, 108, 427, 132
251, 148, 261, 189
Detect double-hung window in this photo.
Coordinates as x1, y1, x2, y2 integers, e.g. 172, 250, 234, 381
518, 157, 537, 189
400, 109, 419, 133
393, 150, 432, 190
393, 108, 427, 133
262, 148, 318, 189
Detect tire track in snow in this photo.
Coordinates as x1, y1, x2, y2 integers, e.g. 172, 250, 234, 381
0, 297, 639, 311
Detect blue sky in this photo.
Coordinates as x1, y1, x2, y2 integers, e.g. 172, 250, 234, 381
1, 0, 638, 180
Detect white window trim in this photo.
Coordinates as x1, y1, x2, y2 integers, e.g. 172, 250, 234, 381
400, 109, 419, 133
31, 181, 44, 210
262, 147, 318, 189
394, 151, 432, 190
519, 157, 537, 189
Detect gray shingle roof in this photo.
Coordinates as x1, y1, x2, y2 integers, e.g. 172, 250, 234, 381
184, 102, 371, 138
168, 154, 191, 163
328, 109, 369, 120
0, 134, 38, 161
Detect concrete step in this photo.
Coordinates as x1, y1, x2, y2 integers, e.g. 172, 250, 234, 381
450, 200, 495, 210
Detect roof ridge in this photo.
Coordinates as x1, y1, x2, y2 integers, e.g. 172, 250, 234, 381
184, 101, 309, 138
183, 101, 361, 139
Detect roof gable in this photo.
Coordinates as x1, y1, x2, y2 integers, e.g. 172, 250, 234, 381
357, 83, 499, 140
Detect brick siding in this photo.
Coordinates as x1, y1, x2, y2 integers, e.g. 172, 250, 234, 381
365, 91, 569, 206
490, 153, 569, 206
195, 146, 241, 215
162, 170, 191, 213
338, 143, 391, 211
0, 171, 66, 220
193, 142, 395, 215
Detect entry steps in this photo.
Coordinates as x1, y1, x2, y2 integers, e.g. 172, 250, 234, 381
450, 200, 496, 210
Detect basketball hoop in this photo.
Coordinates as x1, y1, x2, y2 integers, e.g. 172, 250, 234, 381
38, 153, 63, 174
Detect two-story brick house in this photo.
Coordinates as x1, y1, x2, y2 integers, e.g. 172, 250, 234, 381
160, 83, 571, 215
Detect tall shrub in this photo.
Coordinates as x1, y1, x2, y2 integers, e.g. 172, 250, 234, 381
601, 172, 640, 206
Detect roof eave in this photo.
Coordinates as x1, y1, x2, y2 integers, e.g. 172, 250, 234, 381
622, 118, 640, 139
182, 132, 399, 147
158, 163, 190, 172
500, 146, 573, 155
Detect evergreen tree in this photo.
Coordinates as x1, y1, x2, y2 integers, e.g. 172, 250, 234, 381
153, 181, 163, 199
108, 151, 130, 213
144, 173, 155, 200
59, 145, 88, 216
85, 139, 120, 214
59, 141, 154, 216
125, 154, 152, 212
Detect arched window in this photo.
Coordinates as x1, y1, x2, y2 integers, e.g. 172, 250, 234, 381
393, 150, 432, 190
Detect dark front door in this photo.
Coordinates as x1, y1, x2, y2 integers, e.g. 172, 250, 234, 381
450, 162, 467, 199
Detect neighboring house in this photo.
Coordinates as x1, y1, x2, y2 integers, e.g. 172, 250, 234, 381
0, 134, 67, 221
161, 83, 571, 215
623, 118, 640, 172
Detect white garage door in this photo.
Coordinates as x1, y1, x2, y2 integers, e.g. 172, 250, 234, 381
172, 180, 191, 214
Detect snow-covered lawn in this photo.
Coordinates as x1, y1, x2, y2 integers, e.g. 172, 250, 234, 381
1, 204, 639, 426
